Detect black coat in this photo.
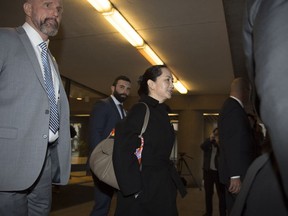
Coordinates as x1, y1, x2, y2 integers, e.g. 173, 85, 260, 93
218, 97, 255, 185
113, 96, 186, 216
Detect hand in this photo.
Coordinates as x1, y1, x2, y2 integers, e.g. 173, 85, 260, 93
228, 178, 241, 194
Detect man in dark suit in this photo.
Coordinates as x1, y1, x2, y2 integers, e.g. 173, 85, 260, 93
229, 1, 288, 215
217, 77, 255, 213
0, 0, 71, 215
88, 75, 131, 216
201, 128, 226, 216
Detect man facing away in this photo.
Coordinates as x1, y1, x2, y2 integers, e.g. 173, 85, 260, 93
217, 77, 255, 214
0, 0, 71, 215
88, 75, 131, 216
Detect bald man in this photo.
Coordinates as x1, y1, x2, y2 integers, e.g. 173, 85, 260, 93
0, 0, 71, 215
217, 77, 255, 213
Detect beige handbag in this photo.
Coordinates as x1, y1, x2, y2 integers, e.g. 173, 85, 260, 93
89, 102, 149, 189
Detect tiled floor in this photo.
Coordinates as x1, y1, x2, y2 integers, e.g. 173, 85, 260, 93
49, 171, 221, 216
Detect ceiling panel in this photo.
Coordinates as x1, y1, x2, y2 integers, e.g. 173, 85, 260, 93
0, 0, 240, 97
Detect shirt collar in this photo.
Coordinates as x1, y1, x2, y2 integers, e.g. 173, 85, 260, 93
230, 96, 244, 108
22, 22, 50, 48
111, 95, 122, 106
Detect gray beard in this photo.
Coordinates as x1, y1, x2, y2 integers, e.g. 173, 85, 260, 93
40, 19, 59, 37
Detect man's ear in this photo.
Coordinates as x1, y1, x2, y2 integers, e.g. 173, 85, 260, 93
23, 2, 32, 17
111, 85, 115, 94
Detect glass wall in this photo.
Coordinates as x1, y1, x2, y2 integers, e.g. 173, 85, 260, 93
61, 76, 107, 172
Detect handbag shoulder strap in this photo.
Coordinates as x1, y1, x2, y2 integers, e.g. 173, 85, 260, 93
138, 102, 150, 137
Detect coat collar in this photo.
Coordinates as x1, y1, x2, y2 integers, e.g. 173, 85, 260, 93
139, 95, 171, 112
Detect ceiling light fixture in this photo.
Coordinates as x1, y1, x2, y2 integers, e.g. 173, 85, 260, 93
137, 44, 164, 65
203, 113, 219, 116
103, 9, 144, 47
87, 0, 112, 12
172, 74, 188, 94
87, 0, 188, 94
174, 80, 188, 94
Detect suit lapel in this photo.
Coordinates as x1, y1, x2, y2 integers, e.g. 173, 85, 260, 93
16, 27, 46, 91
108, 97, 122, 120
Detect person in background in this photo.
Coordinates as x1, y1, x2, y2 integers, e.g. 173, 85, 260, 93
0, 0, 71, 215
113, 65, 187, 216
217, 77, 255, 214
201, 128, 226, 216
88, 75, 131, 216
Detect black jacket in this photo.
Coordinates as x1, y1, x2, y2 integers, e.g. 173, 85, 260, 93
88, 96, 122, 154
218, 97, 255, 184
113, 95, 186, 216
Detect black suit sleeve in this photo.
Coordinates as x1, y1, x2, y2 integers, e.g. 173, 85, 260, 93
89, 101, 109, 153
221, 105, 253, 179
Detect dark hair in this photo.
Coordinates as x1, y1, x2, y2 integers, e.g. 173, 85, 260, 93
213, 127, 218, 134
137, 65, 167, 96
112, 75, 131, 87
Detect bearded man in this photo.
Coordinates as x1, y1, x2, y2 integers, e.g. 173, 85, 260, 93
88, 75, 131, 216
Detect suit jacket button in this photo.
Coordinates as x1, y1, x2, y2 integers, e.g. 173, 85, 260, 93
43, 135, 48, 139
45, 110, 49, 114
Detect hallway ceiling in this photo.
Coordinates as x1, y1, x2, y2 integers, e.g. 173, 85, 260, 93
0, 0, 245, 97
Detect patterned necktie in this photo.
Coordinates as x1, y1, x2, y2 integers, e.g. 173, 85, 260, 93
39, 42, 59, 134
119, 104, 125, 119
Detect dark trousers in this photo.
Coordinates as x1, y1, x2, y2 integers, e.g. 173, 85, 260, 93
203, 170, 226, 216
90, 172, 115, 216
